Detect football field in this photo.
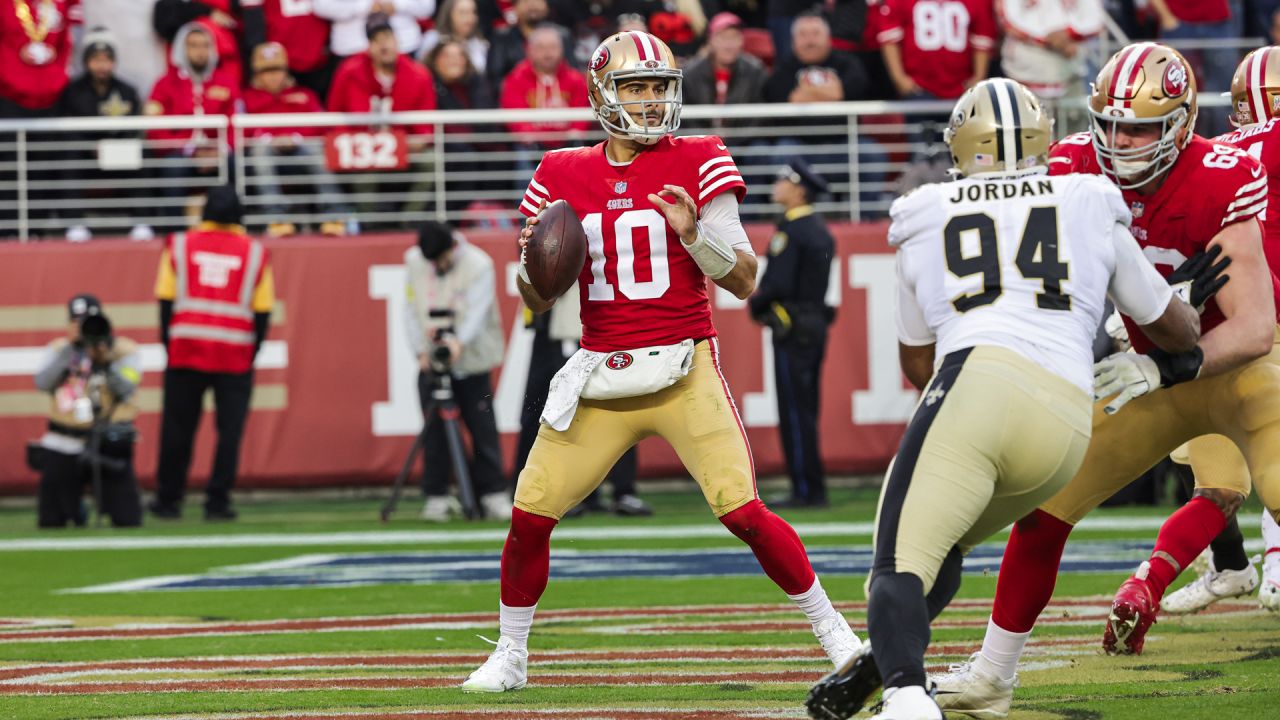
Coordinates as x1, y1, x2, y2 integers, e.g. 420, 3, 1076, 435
1, 487, 1277, 719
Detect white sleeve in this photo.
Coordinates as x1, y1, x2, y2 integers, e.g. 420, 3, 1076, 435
895, 253, 935, 345
697, 192, 753, 255
1108, 222, 1173, 326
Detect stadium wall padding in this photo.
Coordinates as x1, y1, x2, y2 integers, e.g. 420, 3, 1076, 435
0, 223, 915, 493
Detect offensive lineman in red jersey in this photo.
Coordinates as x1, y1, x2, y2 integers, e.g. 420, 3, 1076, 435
460, 30, 862, 693
933, 42, 1280, 718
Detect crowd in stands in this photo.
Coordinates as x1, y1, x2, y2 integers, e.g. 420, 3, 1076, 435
0, 0, 1274, 238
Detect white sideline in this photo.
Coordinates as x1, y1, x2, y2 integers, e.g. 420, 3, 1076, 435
0, 515, 1260, 551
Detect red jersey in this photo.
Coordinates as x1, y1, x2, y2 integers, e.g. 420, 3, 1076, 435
520, 136, 747, 352
1163, 0, 1229, 23
242, 84, 324, 138
145, 66, 241, 149
873, 0, 997, 99
1216, 119, 1280, 270
0, 0, 73, 110
498, 60, 591, 141
327, 54, 436, 135
242, 0, 330, 73
1050, 132, 1280, 352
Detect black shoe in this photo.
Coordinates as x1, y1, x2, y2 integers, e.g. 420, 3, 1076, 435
613, 494, 653, 517
805, 648, 882, 720
148, 500, 182, 520
203, 506, 238, 522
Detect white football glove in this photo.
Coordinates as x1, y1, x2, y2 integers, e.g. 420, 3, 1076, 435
1093, 352, 1162, 415
1103, 310, 1131, 352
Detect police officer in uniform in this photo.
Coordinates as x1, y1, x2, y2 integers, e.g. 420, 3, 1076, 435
750, 160, 835, 508
32, 295, 144, 527
150, 187, 275, 521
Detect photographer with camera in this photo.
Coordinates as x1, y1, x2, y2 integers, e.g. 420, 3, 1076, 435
404, 221, 512, 522
31, 295, 144, 528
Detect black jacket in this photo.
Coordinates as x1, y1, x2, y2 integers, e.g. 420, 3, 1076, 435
681, 53, 767, 129
55, 75, 143, 140
750, 206, 836, 344
763, 48, 868, 104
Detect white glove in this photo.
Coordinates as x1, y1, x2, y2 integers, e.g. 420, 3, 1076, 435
1103, 311, 1131, 352
1093, 352, 1162, 415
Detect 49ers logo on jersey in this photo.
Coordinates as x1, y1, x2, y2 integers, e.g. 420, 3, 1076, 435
590, 46, 610, 72
605, 352, 634, 370
1162, 61, 1189, 98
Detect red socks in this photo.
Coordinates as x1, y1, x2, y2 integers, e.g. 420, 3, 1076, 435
499, 508, 558, 607
992, 509, 1073, 633
720, 499, 816, 595
1145, 496, 1228, 600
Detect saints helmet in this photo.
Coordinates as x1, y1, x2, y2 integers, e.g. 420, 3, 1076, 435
586, 31, 682, 145
1089, 42, 1197, 189
944, 78, 1053, 178
1229, 47, 1280, 128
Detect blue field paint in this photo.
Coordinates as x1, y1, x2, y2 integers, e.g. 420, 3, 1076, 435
66, 539, 1180, 594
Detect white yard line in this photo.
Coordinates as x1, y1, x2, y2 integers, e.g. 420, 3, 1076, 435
0, 515, 1257, 552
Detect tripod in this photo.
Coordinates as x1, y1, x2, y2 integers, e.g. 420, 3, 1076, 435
380, 370, 480, 522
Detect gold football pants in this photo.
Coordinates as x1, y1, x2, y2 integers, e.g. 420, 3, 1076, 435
872, 346, 1093, 593
1042, 332, 1280, 524
515, 339, 756, 520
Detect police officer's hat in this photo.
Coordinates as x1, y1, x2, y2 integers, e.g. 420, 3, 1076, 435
776, 159, 828, 198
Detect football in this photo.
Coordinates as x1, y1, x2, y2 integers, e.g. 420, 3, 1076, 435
525, 199, 587, 300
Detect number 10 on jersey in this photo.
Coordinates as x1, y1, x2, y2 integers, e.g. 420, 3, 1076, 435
582, 209, 672, 301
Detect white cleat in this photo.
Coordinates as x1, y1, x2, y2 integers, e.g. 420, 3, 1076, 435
870, 685, 943, 720
420, 495, 462, 523
480, 492, 514, 521
1261, 556, 1280, 612
1161, 560, 1259, 615
814, 613, 863, 668
461, 636, 527, 692
931, 652, 1018, 719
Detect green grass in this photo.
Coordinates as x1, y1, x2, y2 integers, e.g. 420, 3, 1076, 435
0, 487, 1277, 719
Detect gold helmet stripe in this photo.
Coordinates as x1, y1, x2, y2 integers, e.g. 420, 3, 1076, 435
1250, 47, 1272, 126
1110, 42, 1159, 111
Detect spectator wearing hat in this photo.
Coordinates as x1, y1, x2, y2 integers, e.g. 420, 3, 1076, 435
80, 1, 166, 111
32, 295, 144, 528
682, 12, 767, 129
55, 28, 151, 242
749, 160, 835, 509
243, 41, 354, 237
151, 186, 275, 522
404, 221, 511, 522
328, 12, 438, 219
242, 0, 335, 100
315, 0, 435, 61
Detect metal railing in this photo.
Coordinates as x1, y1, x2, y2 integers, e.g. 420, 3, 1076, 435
0, 94, 1236, 241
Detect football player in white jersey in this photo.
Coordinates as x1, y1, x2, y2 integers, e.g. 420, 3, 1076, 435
805, 78, 1216, 720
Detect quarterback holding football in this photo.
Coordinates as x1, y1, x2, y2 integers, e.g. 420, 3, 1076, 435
461, 30, 862, 693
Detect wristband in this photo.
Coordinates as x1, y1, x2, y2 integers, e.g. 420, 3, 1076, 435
1146, 345, 1204, 387
685, 222, 737, 279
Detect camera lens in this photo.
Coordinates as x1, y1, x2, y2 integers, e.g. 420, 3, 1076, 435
79, 314, 112, 343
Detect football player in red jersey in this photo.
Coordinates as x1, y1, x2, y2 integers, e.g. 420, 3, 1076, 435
934, 42, 1280, 718
1159, 47, 1280, 616
460, 30, 863, 693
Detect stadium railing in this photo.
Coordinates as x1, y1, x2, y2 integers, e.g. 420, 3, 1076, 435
0, 94, 1233, 242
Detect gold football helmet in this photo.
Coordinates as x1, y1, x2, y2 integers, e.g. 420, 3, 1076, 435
944, 78, 1053, 178
1089, 42, 1197, 189
1229, 47, 1280, 127
586, 31, 682, 145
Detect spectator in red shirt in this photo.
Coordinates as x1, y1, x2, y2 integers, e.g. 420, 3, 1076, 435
327, 12, 437, 221
498, 24, 590, 145
154, 0, 247, 89
0, 0, 74, 117
486, 0, 550, 90
241, 0, 335, 101
243, 42, 353, 237
1149, 0, 1236, 95
875, 0, 995, 100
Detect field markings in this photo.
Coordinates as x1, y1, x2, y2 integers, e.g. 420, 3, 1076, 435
0, 515, 1262, 552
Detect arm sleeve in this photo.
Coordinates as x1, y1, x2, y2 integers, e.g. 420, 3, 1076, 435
159, 300, 173, 348
34, 344, 75, 393
1108, 222, 1174, 326
103, 348, 142, 401
694, 137, 746, 210
253, 312, 270, 357
394, 0, 436, 17
895, 253, 935, 345
697, 192, 753, 254
404, 277, 426, 356
155, 248, 177, 300
251, 263, 275, 313
456, 261, 496, 346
